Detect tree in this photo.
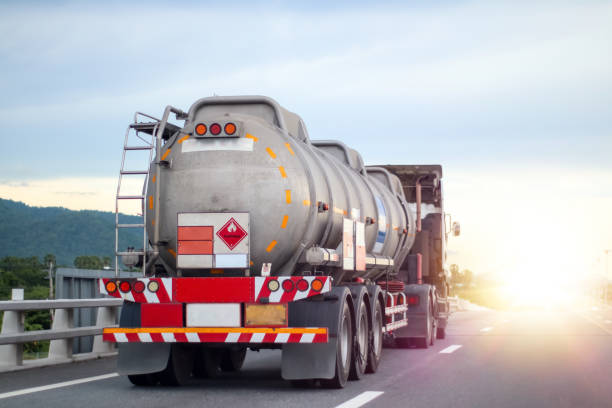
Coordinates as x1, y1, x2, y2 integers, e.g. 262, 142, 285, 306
73, 255, 103, 270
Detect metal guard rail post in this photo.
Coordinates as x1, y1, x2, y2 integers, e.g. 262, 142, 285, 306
0, 298, 123, 370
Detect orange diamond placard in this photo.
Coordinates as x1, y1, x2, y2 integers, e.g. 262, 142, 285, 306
216, 217, 248, 250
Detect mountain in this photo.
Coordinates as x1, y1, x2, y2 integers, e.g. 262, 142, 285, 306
0, 198, 142, 266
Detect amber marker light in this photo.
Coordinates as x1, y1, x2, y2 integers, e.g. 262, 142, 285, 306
105, 281, 117, 293
311, 278, 324, 292
224, 122, 236, 135
195, 123, 207, 135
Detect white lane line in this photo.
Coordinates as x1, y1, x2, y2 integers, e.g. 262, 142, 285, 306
480, 327, 493, 332
335, 391, 384, 408
439, 345, 463, 354
0, 373, 119, 400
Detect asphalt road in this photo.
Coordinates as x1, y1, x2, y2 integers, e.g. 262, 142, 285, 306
1, 304, 611, 408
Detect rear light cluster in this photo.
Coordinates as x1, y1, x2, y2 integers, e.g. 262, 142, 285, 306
267, 278, 324, 293
194, 122, 238, 137
106, 280, 158, 294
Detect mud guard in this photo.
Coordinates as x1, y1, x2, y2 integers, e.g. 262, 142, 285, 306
116, 301, 171, 375
394, 284, 433, 338
281, 286, 352, 380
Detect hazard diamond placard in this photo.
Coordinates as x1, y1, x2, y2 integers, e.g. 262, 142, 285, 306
216, 217, 248, 250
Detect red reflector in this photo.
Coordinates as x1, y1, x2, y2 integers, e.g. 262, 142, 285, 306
296, 279, 309, 292
210, 123, 222, 135
133, 280, 145, 293
119, 281, 131, 293
282, 279, 294, 292
408, 295, 419, 306
141, 303, 183, 327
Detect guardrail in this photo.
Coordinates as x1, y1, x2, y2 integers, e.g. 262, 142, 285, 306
0, 298, 123, 372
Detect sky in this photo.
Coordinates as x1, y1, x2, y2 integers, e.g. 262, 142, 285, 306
0, 0, 611, 288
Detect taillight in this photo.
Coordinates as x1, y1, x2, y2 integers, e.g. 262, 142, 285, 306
119, 281, 131, 293
282, 279, 294, 292
408, 295, 419, 306
210, 123, 222, 135
224, 123, 236, 135
147, 280, 159, 293
133, 280, 145, 293
296, 279, 309, 292
195, 123, 207, 135
267, 279, 280, 292
311, 279, 324, 292
105, 281, 117, 293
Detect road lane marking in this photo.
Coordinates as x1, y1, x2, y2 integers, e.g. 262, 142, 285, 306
0, 373, 119, 400
480, 327, 493, 332
335, 391, 384, 408
439, 345, 463, 354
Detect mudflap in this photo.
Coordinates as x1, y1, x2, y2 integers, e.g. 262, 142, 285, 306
394, 284, 432, 339
116, 300, 172, 375
118, 343, 171, 375
281, 286, 352, 380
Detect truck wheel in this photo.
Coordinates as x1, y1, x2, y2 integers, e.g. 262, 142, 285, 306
349, 298, 369, 380
193, 347, 222, 378
321, 298, 353, 389
366, 299, 383, 373
127, 374, 157, 386
415, 301, 434, 349
158, 345, 194, 386
436, 327, 446, 339
220, 347, 247, 372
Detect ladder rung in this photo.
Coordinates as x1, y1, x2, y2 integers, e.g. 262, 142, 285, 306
125, 146, 153, 151
117, 251, 145, 256
117, 223, 145, 228
121, 170, 149, 175
117, 195, 144, 200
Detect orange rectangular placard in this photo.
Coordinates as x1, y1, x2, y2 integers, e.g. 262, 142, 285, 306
178, 226, 213, 241
178, 240, 213, 255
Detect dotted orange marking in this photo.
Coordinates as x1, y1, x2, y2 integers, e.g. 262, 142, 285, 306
278, 166, 287, 178
303, 200, 311, 206
284, 143, 295, 155
161, 149, 171, 160
152, 175, 156, 183
285, 190, 292, 204
281, 215, 289, 229
245, 133, 258, 142
266, 147, 277, 159
266, 240, 277, 252
168, 249, 177, 258
148, 196, 153, 210
178, 134, 190, 144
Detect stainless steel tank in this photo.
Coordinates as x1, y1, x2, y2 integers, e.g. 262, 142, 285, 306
145, 96, 415, 280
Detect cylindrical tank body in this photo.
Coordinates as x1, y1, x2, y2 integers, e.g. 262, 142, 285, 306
145, 96, 415, 281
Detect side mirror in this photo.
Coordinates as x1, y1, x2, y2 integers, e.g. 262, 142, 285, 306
452, 222, 461, 237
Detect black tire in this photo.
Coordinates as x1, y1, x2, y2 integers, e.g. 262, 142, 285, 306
220, 347, 247, 372
290, 379, 316, 388
415, 300, 434, 349
193, 347, 222, 378
395, 337, 413, 348
436, 327, 446, 339
349, 298, 369, 381
127, 374, 157, 386
320, 299, 353, 389
366, 299, 383, 373
158, 345, 194, 386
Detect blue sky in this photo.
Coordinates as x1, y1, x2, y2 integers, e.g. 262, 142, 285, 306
1, 0, 611, 278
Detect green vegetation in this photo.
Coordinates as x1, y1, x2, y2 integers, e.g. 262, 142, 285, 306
0, 198, 141, 266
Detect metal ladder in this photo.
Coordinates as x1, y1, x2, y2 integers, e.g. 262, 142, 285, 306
115, 107, 187, 277
114, 112, 160, 277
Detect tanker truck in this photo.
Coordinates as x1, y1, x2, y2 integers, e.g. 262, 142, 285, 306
100, 95, 459, 388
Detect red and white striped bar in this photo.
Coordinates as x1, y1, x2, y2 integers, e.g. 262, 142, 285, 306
103, 327, 328, 344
